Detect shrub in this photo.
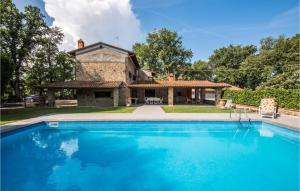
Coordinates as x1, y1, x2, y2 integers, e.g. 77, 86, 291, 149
223, 89, 300, 110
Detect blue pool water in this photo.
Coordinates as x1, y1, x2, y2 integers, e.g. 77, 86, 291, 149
1, 121, 299, 191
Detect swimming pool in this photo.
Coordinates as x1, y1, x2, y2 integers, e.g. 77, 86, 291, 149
1, 121, 299, 191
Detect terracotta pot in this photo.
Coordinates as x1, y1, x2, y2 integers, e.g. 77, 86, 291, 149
218, 99, 227, 107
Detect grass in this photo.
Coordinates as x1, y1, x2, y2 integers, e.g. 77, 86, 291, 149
161, 106, 233, 113
0, 106, 136, 125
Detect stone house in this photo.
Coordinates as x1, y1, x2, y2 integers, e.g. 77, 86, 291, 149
43, 40, 230, 107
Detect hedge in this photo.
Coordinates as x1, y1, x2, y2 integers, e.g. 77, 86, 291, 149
222, 89, 300, 110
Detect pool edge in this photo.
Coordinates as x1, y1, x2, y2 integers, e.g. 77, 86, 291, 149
1, 118, 299, 134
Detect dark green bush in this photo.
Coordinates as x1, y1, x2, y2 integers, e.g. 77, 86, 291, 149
223, 89, 300, 110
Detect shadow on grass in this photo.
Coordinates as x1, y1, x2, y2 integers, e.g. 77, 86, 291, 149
0, 107, 136, 125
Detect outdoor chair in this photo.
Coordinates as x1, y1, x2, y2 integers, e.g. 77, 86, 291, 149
145, 97, 150, 104
159, 98, 163, 104
224, 99, 234, 109
258, 98, 278, 119
186, 97, 192, 104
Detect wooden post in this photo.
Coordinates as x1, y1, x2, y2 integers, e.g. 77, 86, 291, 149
215, 88, 222, 105
168, 87, 174, 106
200, 88, 205, 104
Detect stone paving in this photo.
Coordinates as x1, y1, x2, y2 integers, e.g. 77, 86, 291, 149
1, 105, 299, 133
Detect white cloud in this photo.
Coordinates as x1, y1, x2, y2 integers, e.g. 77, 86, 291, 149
44, 0, 142, 51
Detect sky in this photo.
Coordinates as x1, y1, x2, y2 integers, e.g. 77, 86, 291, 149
14, 0, 299, 61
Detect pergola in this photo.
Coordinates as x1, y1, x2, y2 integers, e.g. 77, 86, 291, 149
129, 80, 230, 106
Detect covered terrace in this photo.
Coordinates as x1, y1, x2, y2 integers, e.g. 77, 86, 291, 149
129, 79, 230, 106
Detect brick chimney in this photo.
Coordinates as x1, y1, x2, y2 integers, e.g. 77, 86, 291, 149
77, 39, 84, 49
168, 73, 175, 81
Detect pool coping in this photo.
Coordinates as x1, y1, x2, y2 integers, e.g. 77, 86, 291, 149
1, 117, 299, 134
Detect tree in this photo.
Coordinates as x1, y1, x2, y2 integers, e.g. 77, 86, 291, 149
258, 34, 300, 89
133, 28, 193, 79
260, 36, 278, 51
239, 55, 272, 89
182, 60, 213, 80
208, 45, 257, 87
237, 34, 300, 89
1, 54, 14, 98
24, 27, 75, 96
0, 0, 46, 100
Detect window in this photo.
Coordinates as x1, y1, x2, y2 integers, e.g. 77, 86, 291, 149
133, 75, 137, 81
95, 91, 111, 98
129, 72, 132, 79
177, 92, 182, 96
145, 89, 155, 97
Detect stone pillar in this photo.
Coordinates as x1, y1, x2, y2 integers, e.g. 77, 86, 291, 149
168, 87, 174, 106
200, 88, 205, 104
47, 89, 55, 107
113, 88, 119, 107
214, 88, 222, 105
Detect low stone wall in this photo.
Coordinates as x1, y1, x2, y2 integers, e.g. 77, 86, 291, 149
55, 100, 78, 108
235, 104, 300, 117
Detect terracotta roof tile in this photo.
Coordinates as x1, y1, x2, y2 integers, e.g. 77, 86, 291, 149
129, 80, 231, 88
39, 81, 125, 89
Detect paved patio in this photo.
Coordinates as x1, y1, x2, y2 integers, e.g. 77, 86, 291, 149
1, 105, 299, 133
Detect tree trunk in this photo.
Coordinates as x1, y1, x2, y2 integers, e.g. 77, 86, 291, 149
14, 60, 22, 101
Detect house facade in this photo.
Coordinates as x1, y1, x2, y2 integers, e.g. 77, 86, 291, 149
43, 40, 230, 107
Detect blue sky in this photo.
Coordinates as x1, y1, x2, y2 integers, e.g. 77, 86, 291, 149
14, 0, 299, 61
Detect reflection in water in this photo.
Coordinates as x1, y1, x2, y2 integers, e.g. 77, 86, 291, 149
259, 128, 274, 138
60, 139, 79, 158
1, 122, 299, 191
32, 132, 48, 149
48, 158, 102, 191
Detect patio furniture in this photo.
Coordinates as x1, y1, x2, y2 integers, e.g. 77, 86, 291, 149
131, 98, 138, 105
224, 99, 234, 109
159, 98, 163, 104
186, 97, 192, 104
145, 97, 163, 104
145, 97, 150, 104
258, 98, 278, 119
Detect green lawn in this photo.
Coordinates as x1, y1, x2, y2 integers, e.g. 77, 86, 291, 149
161, 106, 232, 113
0, 107, 136, 125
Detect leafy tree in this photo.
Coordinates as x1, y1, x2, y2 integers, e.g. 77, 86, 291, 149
1, 54, 14, 98
258, 34, 300, 89
133, 28, 193, 79
237, 34, 299, 89
0, 0, 46, 100
239, 55, 272, 89
182, 60, 213, 80
260, 36, 279, 51
24, 27, 75, 96
208, 44, 257, 87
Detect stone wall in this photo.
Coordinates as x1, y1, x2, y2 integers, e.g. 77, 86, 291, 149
119, 87, 130, 106
77, 88, 128, 107
75, 47, 128, 81
77, 89, 113, 107
76, 62, 126, 81
125, 57, 137, 84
